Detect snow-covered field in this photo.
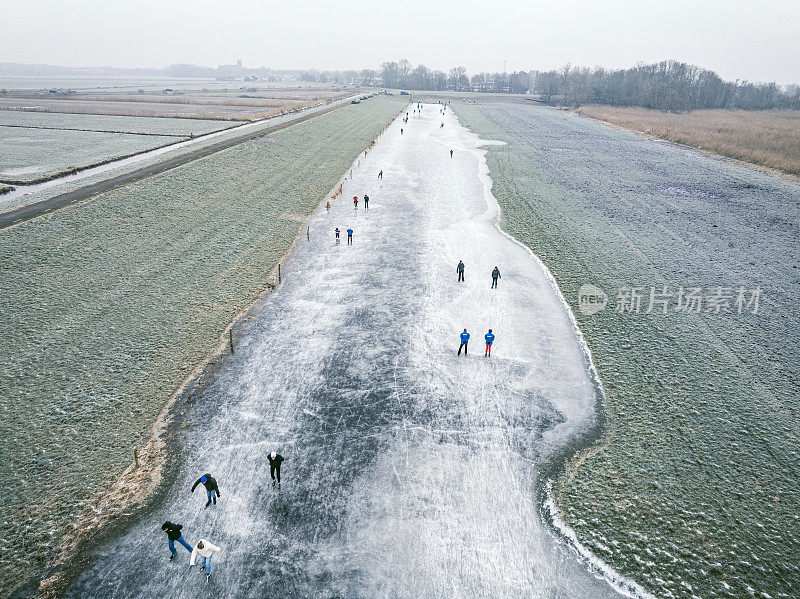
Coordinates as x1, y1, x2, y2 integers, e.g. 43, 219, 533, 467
65, 105, 622, 597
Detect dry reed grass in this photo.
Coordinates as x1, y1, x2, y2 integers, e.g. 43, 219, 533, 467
576, 106, 800, 177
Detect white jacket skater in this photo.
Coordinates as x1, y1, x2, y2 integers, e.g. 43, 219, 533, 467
190, 539, 221, 580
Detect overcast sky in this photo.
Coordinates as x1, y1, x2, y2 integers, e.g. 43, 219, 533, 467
3, 0, 799, 84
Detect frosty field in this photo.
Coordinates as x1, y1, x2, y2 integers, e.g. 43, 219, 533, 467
0, 96, 296, 121
0, 95, 362, 215
0, 95, 405, 596
0, 126, 180, 183
0, 84, 343, 122
453, 100, 800, 598
0, 110, 234, 136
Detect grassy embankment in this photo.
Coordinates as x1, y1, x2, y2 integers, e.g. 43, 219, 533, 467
453, 100, 800, 599
0, 94, 405, 596
576, 105, 800, 177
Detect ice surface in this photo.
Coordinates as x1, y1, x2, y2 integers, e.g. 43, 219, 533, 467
66, 105, 623, 597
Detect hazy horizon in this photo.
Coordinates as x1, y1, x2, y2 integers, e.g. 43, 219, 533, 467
3, 0, 800, 85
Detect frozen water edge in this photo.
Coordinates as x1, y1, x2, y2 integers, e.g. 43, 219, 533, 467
544, 482, 656, 599
460, 112, 656, 599
66, 105, 635, 597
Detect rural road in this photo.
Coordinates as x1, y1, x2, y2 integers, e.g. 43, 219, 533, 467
0, 97, 355, 230
66, 104, 623, 597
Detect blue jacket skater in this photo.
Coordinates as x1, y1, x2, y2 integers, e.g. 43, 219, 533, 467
485, 331, 495, 345
460, 330, 470, 343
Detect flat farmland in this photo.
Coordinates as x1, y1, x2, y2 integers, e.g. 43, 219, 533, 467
0, 96, 291, 120
0, 76, 216, 91
0, 95, 405, 596
0, 76, 341, 93
0, 110, 235, 135
0, 82, 351, 186
0, 126, 180, 183
0, 86, 348, 121
453, 100, 800, 598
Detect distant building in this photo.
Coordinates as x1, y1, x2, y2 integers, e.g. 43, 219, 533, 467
216, 59, 244, 81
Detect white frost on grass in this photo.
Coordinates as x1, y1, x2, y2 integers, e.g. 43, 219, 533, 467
0, 94, 359, 208
544, 481, 658, 599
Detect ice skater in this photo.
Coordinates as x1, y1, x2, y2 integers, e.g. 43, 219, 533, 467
162, 521, 192, 560
457, 260, 465, 282
450, 149, 453, 158
347, 228, 353, 245
491, 266, 501, 288
440, 122, 444, 128
364, 194, 369, 209
190, 474, 220, 508
378, 170, 383, 179
353, 196, 358, 209
484, 329, 495, 357
458, 328, 470, 355
326, 201, 330, 212
401, 128, 404, 135
190, 539, 221, 582
335, 227, 340, 244
268, 451, 285, 489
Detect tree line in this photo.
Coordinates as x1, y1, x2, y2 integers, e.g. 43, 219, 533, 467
535, 61, 800, 111
371, 58, 800, 111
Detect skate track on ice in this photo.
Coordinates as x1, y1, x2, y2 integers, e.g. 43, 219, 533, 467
67, 105, 624, 597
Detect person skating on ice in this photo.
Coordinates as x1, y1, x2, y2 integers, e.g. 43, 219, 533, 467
335, 227, 340, 244
491, 266, 501, 288
190, 539, 221, 582
162, 521, 192, 560
190, 474, 220, 508
364, 194, 369, 209
457, 260, 465, 282
353, 196, 358, 209
485, 329, 495, 357
378, 170, 383, 179
450, 149, 453, 158
458, 328, 470, 356
269, 451, 284, 489
347, 228, 353, 245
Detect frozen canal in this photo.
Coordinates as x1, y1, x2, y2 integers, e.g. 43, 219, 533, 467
67, 105, 623, 597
